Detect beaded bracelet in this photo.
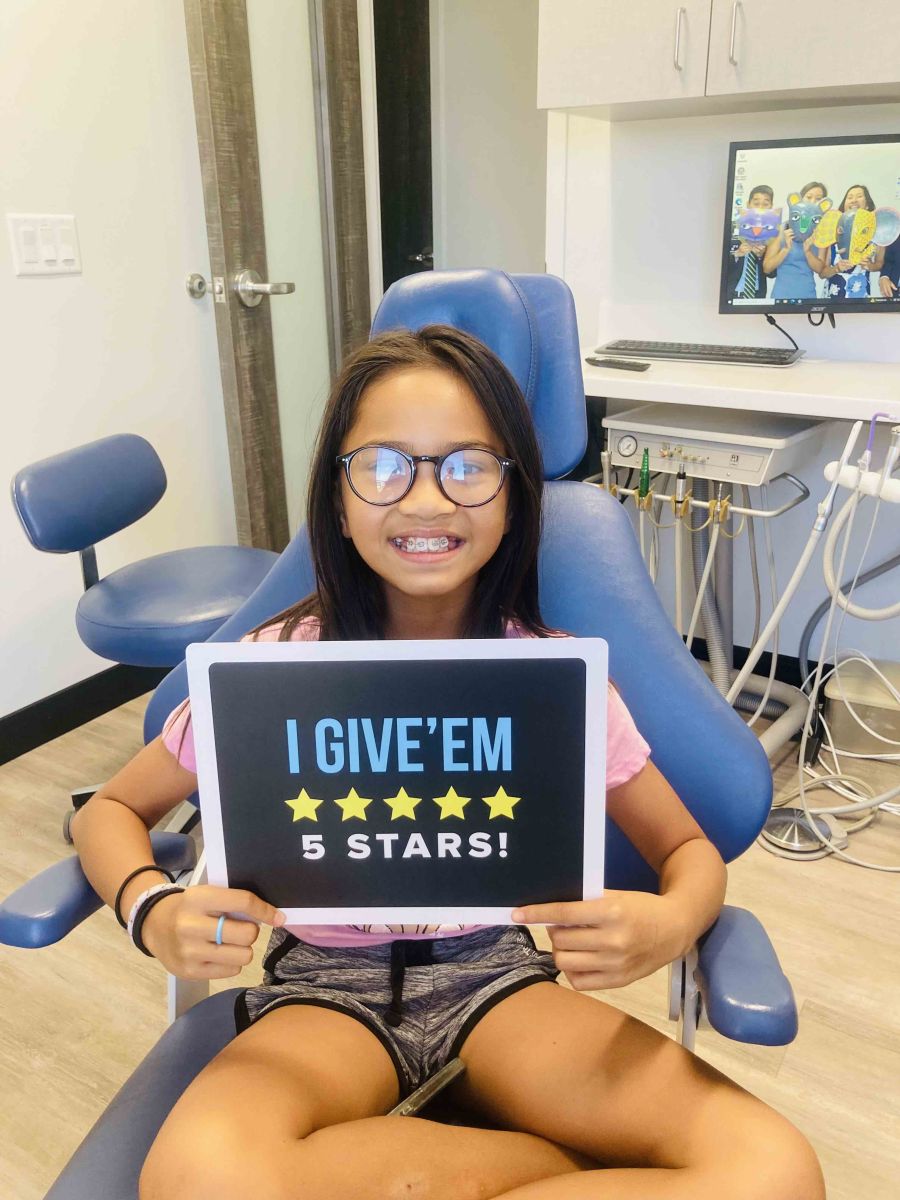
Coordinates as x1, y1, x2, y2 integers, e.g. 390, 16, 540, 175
114, 865, 176, 928
126, 883, 185, 957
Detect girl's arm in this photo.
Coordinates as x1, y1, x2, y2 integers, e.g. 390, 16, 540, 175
71, 736, 203, 921
804, 239, 828, 274
512, 760, 727, 990
762, 232, 789, 274
72, 737, 283, 976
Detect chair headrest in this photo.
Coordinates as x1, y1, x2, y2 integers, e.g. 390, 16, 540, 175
371, 270, 586, 479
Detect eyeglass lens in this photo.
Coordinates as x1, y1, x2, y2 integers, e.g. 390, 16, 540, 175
347, 447, 504, 506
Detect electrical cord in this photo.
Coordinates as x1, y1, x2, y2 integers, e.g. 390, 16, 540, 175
786, 478, 900, 871
746, 485, 780, 729
743, 485, 762, 649
685, 518, 721, 651
765, 312, 800, 351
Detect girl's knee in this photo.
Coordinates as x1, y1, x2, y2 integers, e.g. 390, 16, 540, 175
138, 1113, 292, 1200
722, 1119, 825, 1200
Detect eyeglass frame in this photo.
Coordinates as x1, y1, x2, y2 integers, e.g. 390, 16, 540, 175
335, 444, 517, 508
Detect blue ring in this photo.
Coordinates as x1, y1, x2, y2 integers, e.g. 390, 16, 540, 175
215, 914, 226, 946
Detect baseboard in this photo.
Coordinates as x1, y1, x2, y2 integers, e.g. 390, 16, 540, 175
0, 665, 168, 767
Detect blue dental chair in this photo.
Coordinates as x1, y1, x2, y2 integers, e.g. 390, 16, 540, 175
11, 433, 279, 670
0, 270, 795, 1200
11, 432, 278, 837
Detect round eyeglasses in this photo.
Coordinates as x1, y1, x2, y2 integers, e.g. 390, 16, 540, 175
336, 445, 516, 508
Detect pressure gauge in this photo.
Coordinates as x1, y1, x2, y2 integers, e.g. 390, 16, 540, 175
617, 434, 638, 458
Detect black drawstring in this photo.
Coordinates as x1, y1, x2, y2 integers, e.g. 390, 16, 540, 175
385, 940, 406, 1027
385, 939, 435, 1027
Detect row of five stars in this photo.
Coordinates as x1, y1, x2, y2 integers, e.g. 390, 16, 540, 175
285, 785, 521, 822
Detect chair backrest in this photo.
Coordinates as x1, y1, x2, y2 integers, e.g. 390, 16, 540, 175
371, 270, 586, 480
144, 270, 771, 890
12, 434, 167, 553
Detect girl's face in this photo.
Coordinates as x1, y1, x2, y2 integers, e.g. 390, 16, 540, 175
803, 186, 825, 203
844, 187, 867, 211
338, 366, 511, 628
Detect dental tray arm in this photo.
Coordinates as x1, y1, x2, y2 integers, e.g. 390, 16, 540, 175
0, 832, 197, 949
696, 905, 798, 1046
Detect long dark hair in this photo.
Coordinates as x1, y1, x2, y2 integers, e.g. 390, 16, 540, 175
838, 183, 875, 212
252, 325, 553, 642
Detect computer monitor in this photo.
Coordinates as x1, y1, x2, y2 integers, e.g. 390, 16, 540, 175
719, 134, 900, 316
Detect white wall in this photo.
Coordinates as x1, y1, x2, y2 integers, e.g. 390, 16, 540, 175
0, 0, 233, 717
431, 0, 547, 274
548, 102, 900, 664
1, 1, 331, 720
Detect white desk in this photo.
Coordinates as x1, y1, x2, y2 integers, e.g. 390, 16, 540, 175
582, 357, 900, 424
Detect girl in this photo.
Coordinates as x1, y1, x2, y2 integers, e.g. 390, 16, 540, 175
72, 326, 824, 1200
763, 181, 830, 300
821, 183, 885, 298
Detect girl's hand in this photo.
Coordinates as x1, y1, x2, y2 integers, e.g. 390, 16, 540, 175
835, 258, 853, 272
512, 892, 685, 990
141, 885, 286, 979
880, 275, 898, 298
782, 228, 794, 248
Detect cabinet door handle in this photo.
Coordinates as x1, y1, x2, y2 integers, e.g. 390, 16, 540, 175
729, 1, 742, 66
673, 6, 685, 71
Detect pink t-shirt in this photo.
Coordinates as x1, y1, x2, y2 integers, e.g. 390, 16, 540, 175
162, 616, 650, 946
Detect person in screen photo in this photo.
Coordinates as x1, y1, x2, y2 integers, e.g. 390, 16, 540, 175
821, 183, 885, 299
726, 184, 774, 300
763, 181, 830, 301
878, 229, 900, 299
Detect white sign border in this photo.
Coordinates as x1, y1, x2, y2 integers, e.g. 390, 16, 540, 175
186, 636, 607, 926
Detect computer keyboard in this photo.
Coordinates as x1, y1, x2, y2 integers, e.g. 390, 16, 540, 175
597, 340, 803, 367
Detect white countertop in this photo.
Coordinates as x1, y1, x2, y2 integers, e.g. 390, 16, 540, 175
582, 355, 900, 424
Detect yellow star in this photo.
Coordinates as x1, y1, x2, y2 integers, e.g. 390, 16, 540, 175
433, 786, 471, 820
383, 787, 422, 820
482, 786, 521, 819
334, 787, 373, 821
284, 788, 323, 822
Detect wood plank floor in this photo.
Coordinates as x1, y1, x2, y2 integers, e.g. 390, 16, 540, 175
1, 696, 898, 1198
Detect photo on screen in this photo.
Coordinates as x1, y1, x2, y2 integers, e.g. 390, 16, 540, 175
719, 134, 900, 316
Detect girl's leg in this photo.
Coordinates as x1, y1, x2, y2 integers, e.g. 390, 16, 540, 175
452, 982, 825, 1200
139, 1002, 589, 1200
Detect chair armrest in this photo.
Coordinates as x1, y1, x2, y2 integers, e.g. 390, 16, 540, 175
0, 832, 197, 949
696, 905, 798, 1046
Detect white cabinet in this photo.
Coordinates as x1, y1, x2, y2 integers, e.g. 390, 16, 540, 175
537, 1, 712, 109
706, 0, 900, 97
539, 0, 900, 113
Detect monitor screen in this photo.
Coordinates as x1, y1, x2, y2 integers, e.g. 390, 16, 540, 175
719, 134, 900, 315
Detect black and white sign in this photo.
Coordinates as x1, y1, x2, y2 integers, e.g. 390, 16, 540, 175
186, 638, 607, 925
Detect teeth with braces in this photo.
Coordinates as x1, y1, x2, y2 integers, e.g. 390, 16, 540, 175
395, 536, 453, 552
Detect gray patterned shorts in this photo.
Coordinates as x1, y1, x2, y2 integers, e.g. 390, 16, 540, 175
234, 925, 559, 1096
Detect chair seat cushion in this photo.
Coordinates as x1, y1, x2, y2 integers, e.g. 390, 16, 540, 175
76, 546, 278, 666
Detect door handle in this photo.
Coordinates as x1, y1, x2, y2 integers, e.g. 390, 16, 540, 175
233, 268, 296, 308
407, 250, 434, 265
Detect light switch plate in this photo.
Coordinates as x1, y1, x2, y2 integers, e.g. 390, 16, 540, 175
7, 214, 82, 276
